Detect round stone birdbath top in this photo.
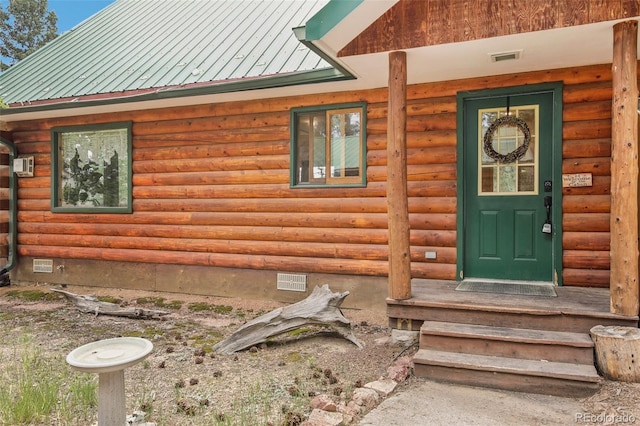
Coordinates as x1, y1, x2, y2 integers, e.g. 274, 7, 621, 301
66, 337, 153, 374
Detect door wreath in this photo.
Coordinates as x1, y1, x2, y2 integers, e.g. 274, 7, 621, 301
483, 115, 531, 163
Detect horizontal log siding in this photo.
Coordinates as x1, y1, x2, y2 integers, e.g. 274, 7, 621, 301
562, 79, 613, 287
10, 84, 459, 280
9, 63, 626, 286
0, 150, 9, 263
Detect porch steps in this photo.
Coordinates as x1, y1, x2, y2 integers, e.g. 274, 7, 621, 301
414, 321, 601, 397
413, 348, 600, 397
388, 301, 638, 332
420, 321, 595, 364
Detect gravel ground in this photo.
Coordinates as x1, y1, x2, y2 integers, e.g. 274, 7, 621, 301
0, 284, 412, 426
2, 284, 639, 426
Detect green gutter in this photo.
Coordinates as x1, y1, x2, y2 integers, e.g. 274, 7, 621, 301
304, 0, 364, 41
0, 136, 17, 276
1, 67, 353, 116
293, 26, 354, 78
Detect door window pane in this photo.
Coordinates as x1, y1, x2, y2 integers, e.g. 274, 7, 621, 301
478, 105, 539, 195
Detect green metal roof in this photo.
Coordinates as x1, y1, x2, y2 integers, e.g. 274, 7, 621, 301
0, 0, 337, 106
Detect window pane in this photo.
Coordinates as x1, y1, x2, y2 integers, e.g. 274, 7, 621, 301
312, 115, 326, 179
498, 166, 516, 193
295, 113, 325, 184
518, 166, 535, 191
329, 111, 361, 178
58, 128, 129, 208
330, 113, 345, 177
481, 167, 496, 192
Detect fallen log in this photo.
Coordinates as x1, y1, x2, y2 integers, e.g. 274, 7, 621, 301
213, 284, 364, 354
52, 288, 170, 320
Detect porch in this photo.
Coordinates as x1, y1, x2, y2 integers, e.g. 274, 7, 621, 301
388, 279, 639, 397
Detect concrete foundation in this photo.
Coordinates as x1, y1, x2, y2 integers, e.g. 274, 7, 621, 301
11, 257, 389, 312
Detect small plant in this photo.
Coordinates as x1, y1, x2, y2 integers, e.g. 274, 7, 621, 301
6, 289, 59, 302
213, 304, 233, 315
124, 326, 165, 339
187, 302, 212, 312
0, 335, 97, 425
97, 295, 122, 304
136, 296, 183, 310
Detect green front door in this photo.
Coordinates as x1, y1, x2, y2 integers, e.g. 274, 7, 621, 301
462, 90, 557, 282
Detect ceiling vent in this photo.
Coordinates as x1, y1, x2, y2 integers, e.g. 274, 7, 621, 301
490, 50, 522, 63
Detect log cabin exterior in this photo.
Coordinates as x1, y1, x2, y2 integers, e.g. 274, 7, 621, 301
1, 0, 639, 395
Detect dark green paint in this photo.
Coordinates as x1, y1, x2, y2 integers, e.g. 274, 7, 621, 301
456, 83, 563, 283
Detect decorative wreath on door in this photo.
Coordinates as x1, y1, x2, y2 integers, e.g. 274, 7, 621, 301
483, 115, 531, 163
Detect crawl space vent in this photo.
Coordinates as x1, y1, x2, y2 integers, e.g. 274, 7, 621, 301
33, 259, 53, 273
277, 273, 307, 292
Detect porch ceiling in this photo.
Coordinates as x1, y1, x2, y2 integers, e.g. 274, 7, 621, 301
328, 18, 640, 89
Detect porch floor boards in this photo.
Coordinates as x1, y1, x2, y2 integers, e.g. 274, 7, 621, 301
387, 279, 639, 332
388, 279, 639, 397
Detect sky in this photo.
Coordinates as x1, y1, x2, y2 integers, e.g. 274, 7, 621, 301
48, 0, 116, 33
0, 0, 116, 67
0, 0, 116, 34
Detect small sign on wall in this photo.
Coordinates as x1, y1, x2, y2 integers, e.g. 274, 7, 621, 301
562, 173, 593, 188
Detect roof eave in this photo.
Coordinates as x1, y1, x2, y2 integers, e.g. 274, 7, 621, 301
0, 67, 353, 118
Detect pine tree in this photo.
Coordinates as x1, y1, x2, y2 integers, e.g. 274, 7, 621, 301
0, 0, 57, 70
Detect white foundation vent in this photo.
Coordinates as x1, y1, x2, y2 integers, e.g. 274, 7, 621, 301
490, 50, 522, 63
277, 273, 307, 292
33, 259, 53, 273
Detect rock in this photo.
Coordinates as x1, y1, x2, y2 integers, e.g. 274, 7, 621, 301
350, 387, 380, 412
390, 329, 419, 346
311, 394, 337, 412
336, 402, 358, 419
364, 378, 397, 397
126, 410, 155, 425
387, 356, 413, 382
304, 408, 345, 426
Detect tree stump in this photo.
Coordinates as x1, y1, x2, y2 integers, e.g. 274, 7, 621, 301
590, 325, 640, 382
213, 284, 364, 354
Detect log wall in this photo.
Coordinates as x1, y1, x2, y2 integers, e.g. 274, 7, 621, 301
6, 62, 630, 289
340, 0, 640, 57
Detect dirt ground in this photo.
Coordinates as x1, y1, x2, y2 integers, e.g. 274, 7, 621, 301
1, 283, 639, 426
0, 284, 412, 426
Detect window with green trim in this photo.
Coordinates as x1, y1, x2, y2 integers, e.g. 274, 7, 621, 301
51, 122, 132, 213
291, 103, 366, 187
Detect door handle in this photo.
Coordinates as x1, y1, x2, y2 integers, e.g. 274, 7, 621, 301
542, 196, 552, 234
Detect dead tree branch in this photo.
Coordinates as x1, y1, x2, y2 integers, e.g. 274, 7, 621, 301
213, 284, 364, 354
52, 288, 170, 320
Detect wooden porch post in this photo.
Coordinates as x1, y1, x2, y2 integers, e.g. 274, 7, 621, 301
610, 20, 639, 316
387, 51, 411, 300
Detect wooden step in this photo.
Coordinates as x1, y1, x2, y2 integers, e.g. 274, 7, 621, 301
413, 349, 601, 397
387, 279, 639, 333
389, 303, 638, 332
420, 321, 595, 364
